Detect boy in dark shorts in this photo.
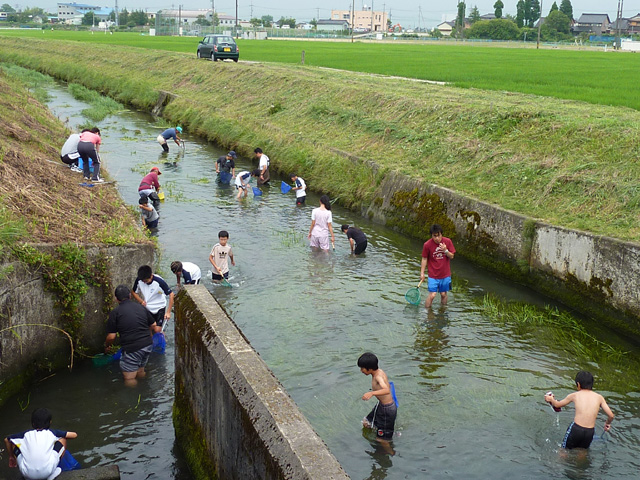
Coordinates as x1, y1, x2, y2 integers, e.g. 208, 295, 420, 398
544, 370, 614, 449
358, 352, 397, 449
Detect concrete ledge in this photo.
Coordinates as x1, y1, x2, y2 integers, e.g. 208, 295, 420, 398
174, 286, 350, 480
6, 466, 120, 480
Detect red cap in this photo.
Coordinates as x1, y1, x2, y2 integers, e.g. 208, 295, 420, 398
151, 167, 162, 175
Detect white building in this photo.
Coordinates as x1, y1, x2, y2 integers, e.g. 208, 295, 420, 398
57, 3, 112, 25
330, 6, 388, 32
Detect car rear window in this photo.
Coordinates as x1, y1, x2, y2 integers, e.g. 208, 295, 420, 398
216, 36, 234, 44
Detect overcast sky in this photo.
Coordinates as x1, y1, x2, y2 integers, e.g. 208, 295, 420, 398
37, 1, 640, 28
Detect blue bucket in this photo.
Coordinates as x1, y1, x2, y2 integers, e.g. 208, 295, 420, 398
219, 171, 232, 184
252, 187, 263, 196
281, 181, 292, 194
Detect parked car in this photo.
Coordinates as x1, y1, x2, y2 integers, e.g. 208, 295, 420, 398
197, 35, 239, 62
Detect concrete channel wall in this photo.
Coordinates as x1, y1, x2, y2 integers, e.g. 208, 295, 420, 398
0, 243, 155, 402
366, 171, 640, 333
174, 286, 350, 480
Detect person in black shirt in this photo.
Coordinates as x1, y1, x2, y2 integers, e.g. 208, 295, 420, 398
105, 285, 161, 386
341, 225, 368, 255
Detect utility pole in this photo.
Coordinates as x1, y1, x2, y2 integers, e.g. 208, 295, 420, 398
235, 0, 238, 38
370, 0, 374, 34
536, 0, 543, 49
115, 0, 118, 27
178, 4, 182, 36
351, 0, 355, 42
615, 0, 624, 49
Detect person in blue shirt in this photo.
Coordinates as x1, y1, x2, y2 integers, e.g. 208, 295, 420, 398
156, 126, 182, 152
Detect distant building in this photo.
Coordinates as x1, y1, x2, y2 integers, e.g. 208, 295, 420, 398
572, 13, 611, 35
330, 7, 388, 32
626, 13, 640, 34
57, 3, 112, 25
317, 19, 349, 32
157, 9, 214, 25
436, 21, 455, 36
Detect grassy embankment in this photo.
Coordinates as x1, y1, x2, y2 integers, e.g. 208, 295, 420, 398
0, 36, 639, 244
1, 30, 639, 110
0, 65, 147, 247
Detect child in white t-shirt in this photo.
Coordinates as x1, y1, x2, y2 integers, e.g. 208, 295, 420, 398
209, 230, 235, 281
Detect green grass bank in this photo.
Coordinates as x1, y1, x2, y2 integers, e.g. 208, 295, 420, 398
0, 36, 638, 243
1, 31, 639, 110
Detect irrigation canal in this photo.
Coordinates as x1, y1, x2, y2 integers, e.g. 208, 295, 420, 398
1, 81, 639, 480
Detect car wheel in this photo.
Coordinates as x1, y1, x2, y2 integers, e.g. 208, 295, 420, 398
197, 50, 201, 59
233, 58, 238, 63
211, 53, 217, 62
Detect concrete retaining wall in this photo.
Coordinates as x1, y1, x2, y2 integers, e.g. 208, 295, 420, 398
174, 286, 350, 480
366, 171, 640, 333
0, 243, 155, 403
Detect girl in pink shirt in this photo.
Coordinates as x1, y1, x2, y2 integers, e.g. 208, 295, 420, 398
78, 127, 102, 182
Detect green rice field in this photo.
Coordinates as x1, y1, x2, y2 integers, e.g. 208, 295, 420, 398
1, 29, 639, 110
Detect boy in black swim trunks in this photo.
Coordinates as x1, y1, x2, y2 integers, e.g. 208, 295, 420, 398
358, 352, 397, 451
544, 370, 614, 449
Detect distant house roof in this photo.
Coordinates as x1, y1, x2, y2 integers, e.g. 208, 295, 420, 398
576, 13, 611, 25
479, 13, 496, 20
610, 18, 629, 30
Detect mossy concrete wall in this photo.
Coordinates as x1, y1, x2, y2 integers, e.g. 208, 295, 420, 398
0, 243, 155, 404
174, 286, 350, 480
366, 171, 640, 334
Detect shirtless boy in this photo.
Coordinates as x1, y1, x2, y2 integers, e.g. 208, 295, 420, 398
544, 370, 614, 449
358, 352, 397, 445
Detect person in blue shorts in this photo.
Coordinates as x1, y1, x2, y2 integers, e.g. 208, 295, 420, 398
156, 126, 182, 152
420, 224, 455, 308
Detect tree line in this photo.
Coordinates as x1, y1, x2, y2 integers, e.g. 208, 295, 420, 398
452, 0, 575, 41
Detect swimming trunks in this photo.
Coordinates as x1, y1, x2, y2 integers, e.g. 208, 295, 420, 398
562, 422, 595, 449
365, 401, 397, 440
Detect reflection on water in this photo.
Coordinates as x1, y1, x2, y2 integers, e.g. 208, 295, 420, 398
1, 81, 639, 480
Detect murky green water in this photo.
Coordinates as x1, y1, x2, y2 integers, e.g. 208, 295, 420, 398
1, 83, 639, 480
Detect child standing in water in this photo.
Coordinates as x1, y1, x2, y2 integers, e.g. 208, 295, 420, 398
358, 352, 397, 450
544, 370, 614, 449
209, 230, 235, 281
308, 195, 335, 252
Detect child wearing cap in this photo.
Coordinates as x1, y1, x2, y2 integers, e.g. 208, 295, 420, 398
216, 151, 236, 179
138, 167, 162, 198
157, 126, 182, 152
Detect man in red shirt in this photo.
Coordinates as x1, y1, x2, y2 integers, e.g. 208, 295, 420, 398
420, 224, 456, 308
